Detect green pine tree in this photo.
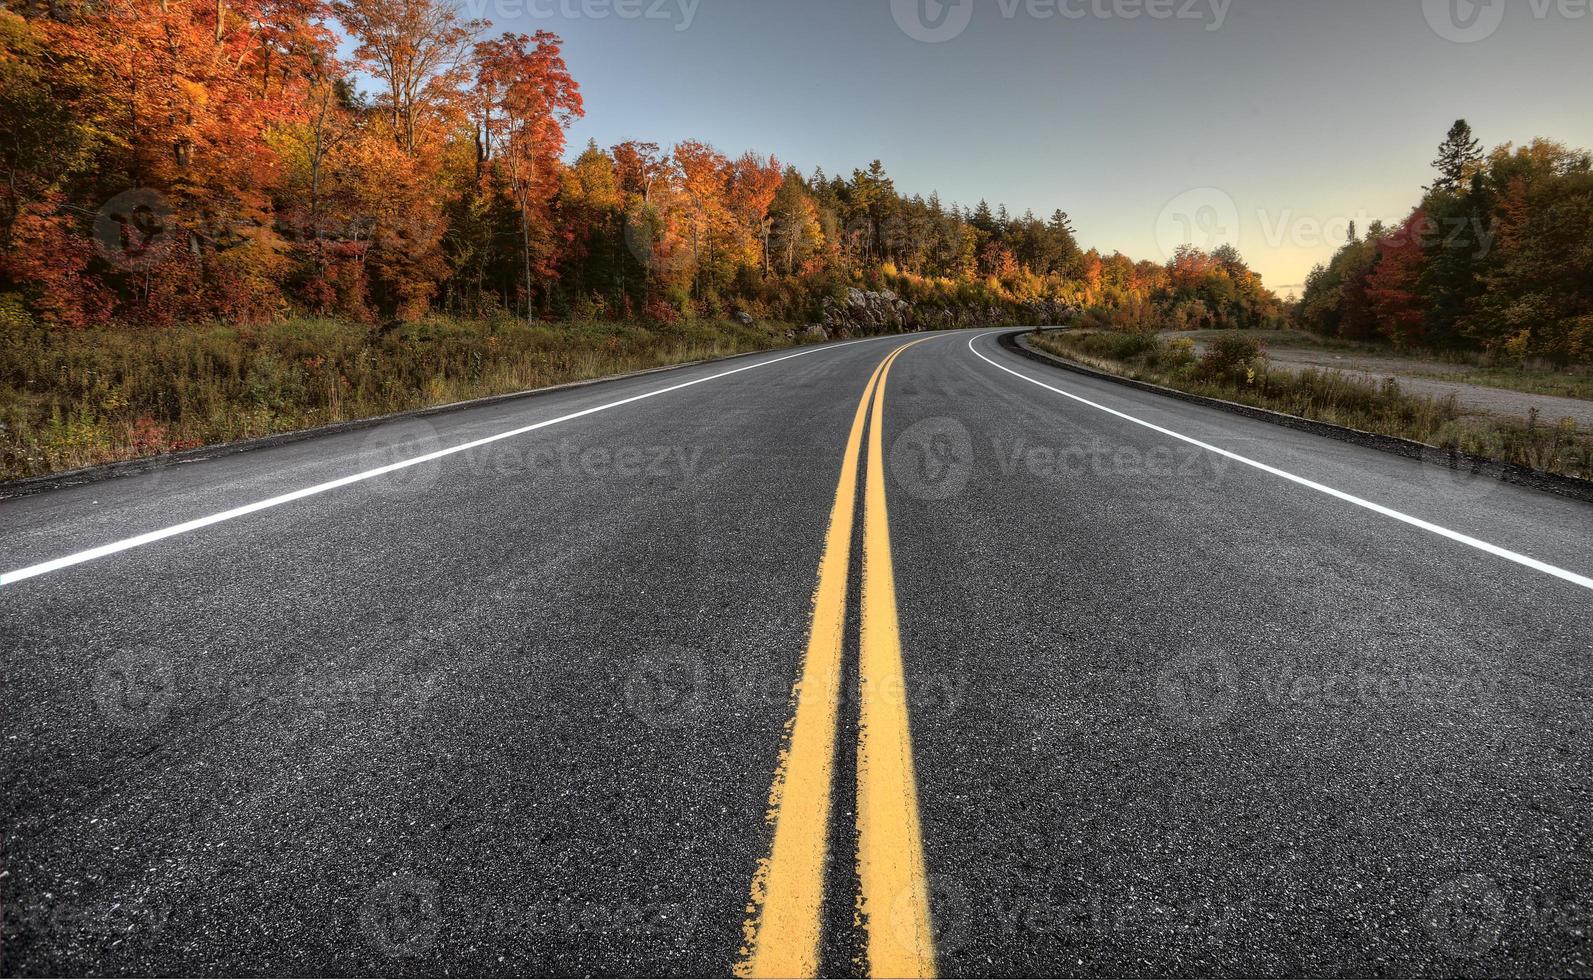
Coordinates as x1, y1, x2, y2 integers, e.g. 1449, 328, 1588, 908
1430, 119, 1483, 193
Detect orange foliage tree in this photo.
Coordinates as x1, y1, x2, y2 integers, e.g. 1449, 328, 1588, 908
474, 31, 582, 321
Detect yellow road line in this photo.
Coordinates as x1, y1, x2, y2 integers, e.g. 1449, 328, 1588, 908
857, 338, 937, 979
736, 349, 897, 979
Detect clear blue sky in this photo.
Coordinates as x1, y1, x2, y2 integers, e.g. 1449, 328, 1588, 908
454, 0, 1593, 295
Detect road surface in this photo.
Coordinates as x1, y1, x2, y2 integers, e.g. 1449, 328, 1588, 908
2, 329, 1591, 977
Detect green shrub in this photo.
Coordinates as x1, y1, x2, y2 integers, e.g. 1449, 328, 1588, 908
1198, 335, 1262, 380
1162, 336, 1197, 368
0, 293, 32, 331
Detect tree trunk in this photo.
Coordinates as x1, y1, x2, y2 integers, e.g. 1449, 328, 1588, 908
520, 204, 533, 324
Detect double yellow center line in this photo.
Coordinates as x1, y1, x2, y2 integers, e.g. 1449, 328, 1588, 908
736, 339, 937, 979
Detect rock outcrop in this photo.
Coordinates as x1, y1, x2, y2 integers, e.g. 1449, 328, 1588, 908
817, 288, 1079, 338
821, 289, 913, 334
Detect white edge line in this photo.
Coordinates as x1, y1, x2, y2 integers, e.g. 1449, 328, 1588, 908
0, 336, 903, 588
969, 332, 1593, 593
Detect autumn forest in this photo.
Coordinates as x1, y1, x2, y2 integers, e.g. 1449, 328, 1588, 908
0, 0, 1589, 479
0, 0, 1285, 331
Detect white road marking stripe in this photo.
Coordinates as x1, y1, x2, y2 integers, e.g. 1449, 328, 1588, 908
970, 333, 1593, 593
0, 337, 898, 588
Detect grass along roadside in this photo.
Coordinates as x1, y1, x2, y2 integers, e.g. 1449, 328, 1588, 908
1164, 328, 1593, 402
1030, 330, 1593, 481
0, 316, 809, 482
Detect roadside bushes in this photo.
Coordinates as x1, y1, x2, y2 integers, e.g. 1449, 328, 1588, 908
1056, 330, 1161, 363
1195, 335, 1262, 384
1029, 329, 1592, 479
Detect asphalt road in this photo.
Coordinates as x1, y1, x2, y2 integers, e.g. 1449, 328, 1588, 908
2, 329, 1591, 978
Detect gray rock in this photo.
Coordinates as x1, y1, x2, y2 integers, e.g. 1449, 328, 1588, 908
816, 290, 1083, 336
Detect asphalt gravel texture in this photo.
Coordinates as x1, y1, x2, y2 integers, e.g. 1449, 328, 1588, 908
2, 329, 1590, 977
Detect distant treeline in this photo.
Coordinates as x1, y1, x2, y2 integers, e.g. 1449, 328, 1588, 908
1298, 120, 1593, 364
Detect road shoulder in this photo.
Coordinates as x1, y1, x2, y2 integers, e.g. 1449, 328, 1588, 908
1004, 330, 1593, 505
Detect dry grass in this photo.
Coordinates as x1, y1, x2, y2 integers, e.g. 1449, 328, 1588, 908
0, 316, 802, 480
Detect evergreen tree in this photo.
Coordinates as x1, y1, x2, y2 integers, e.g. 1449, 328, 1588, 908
971, 199, 995, 233
1419, 170, 1494, 347
1430, 120, 1483, 193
